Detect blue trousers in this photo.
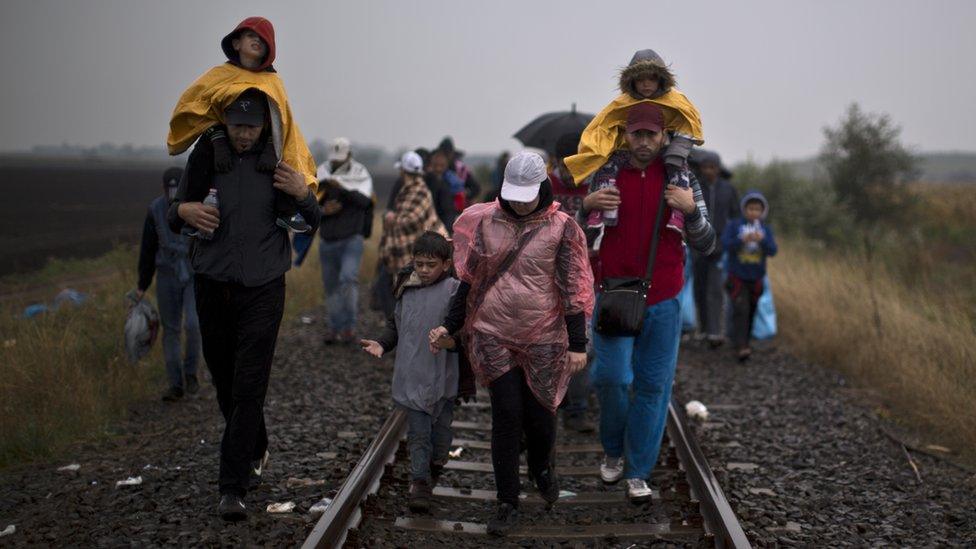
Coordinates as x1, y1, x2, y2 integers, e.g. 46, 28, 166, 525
156, 273, 200, 389
318, 235, 364, 333
591, 298, 681, 479
403, 399, 455, 482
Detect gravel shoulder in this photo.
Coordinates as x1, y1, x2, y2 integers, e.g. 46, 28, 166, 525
0, 306, 394, 547
674, 339, 976, 547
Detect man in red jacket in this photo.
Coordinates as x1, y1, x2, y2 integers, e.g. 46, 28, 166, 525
580, 102, 716, 502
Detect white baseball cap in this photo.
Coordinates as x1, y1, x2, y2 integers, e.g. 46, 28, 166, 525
500, 151, 547, 203
327, 137, 351, 161
396, 151, 424, 175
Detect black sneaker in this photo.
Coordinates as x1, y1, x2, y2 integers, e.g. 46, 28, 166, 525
161, 386, 184, 402
249, 450, 270, 487
486, 502, 518, 537
218, 494, 246, 521
275, 213, 310, 233
185, 375, 200, 395
531, 467, 559, 507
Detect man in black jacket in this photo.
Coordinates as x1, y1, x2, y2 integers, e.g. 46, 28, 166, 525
167, 89, 321, 521
690, 150, 739, 347
315, 137, 374, 344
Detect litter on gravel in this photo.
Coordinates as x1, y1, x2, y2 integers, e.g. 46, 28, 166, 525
286, 477, 325, 488
0, 525, 15, 538
309, 498, 333, 516
57, 464, 80, 472
267, 501, 296, 514
115, 476, 143, 487
448, 447, 464, 459
685, 400, 710, 421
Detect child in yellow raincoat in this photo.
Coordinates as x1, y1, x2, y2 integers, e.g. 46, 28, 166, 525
566, 49, 703, 234
167, 17, 318, 232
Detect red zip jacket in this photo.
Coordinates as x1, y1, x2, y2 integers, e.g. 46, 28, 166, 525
596, 157, 685, 306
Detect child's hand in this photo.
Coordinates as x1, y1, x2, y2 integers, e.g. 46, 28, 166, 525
359, 339, 384, 358
428, 326, 449, 353
434, 335, 456, 351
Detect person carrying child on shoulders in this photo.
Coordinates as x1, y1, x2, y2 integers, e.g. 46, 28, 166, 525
721, 191, 778, 362
359, 231, 474, 514
167, 16, 317, 233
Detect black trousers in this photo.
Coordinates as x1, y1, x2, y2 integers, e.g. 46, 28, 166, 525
489, 367, 557, 506
692, 252, 725, 337
727, 275, 763, 350
194, 275, 285, 496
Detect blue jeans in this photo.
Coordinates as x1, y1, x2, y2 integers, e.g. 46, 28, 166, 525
403, 399, 455, 482
156, 273, 200, 389
590, 298, 681, 479
318, 235, 364, 332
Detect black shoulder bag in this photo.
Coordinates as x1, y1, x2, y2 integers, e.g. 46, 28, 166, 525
594, 188, 667, 337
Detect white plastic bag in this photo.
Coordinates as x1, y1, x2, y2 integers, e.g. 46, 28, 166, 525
124, 291, 159, 363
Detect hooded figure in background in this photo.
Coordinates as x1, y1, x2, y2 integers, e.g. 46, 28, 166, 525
167, 17, 318, 191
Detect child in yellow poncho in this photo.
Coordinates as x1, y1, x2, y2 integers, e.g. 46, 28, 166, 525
167, 17, 318, 232
566, 49, 703, 234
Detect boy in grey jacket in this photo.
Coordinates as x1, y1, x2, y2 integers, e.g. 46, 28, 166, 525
360, 231, 468, 513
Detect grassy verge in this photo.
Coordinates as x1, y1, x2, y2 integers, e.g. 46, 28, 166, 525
0, 225, 381, 468
770, 239, 976, 465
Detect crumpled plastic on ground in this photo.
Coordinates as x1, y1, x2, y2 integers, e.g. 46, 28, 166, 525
309, 498, 332, 516
0, 525, 15, 538
685, 400, 709, 421
448, 447, 464, 459
115, 476, 143, 487
124, 291, 159, 363
267, 501, 296, 513
57, 464, 81, 472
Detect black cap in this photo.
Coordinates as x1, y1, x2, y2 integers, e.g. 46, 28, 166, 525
224, 88, 267, 127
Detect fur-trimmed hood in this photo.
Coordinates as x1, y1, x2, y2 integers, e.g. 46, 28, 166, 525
619, 49, 676, 99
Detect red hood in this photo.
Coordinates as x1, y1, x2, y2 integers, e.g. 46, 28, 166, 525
221, 17, 276, 72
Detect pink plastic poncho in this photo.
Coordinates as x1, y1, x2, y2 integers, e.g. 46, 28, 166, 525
452, 201, 595, 412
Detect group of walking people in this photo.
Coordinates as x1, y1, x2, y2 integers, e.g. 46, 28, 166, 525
137, 16, 778, 531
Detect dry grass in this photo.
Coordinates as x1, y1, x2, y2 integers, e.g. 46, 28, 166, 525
0, 222, 382, 468
771, 240, 976, 464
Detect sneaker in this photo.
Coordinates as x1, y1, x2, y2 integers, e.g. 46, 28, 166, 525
408, 479, 432, 513
218, 494, 247, 521
250, 450, 270, 487
486, 502, 519, 537
600, 455, 624, 484
626, 478, 653, 503
161, 386, 184, 402
185, 375, 200, 395
737, 347, 752, 362
563, 414, 595, 434
531, 467, 559, 507
275, 213, 311, 233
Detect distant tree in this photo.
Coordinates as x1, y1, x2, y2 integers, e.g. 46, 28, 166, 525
820, 104, 919, 335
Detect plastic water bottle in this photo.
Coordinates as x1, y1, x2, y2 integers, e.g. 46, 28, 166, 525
199, 188, 219, 240
602, 178, 619, 227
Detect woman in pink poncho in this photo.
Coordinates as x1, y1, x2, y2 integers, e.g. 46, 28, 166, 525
429, 151, 594, 536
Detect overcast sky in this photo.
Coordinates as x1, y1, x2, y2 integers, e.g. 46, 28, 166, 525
2, 0, 975, 164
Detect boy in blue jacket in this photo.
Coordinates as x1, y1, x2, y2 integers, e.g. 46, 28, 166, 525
722, 191, 777, 361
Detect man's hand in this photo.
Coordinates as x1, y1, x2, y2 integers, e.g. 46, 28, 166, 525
274, 161, 311, 199
322, 199, 343, 216
664, 184, 696, 214
178, 202, 220, 232
582, 186, 621, 212
567, 351, 588, 375
359, 339, 384, 358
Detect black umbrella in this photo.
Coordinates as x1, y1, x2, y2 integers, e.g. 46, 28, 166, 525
513, 104, 594, 156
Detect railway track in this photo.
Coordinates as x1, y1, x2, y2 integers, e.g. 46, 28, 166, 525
303, 393, 750, 548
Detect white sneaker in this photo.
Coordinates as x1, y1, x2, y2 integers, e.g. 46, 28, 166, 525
626, 478, 653, 503
600, 455, 624, 484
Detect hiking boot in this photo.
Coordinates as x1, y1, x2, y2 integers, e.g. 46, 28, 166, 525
275, 213, 311, 233
486, 502, 519, 537
600, 455, 624, 484
250, 450, 270, 487
408, 479, 432, 513
626, 478, 653, 503
531, 467, 559, 507
185, 375, 200, 395
161, 386, 184, 402
563, 414, 595, 434
218, 494, 247, 521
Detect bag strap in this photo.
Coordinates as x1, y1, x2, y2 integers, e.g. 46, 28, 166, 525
643, 185, 669, 283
